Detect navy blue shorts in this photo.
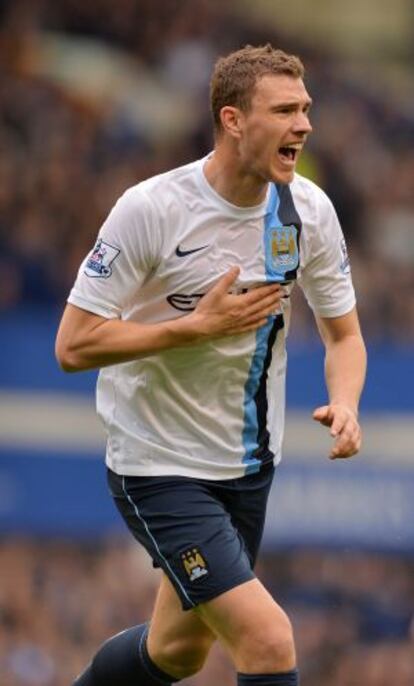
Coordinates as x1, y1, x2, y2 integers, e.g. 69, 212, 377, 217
107, 463, 274, 610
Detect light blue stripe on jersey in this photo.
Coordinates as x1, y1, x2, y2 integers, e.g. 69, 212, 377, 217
241, 185, 281, 475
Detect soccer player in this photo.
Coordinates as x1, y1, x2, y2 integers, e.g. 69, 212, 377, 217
56, 44, 366, 686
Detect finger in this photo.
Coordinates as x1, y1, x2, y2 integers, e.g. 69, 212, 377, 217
313, 405, 328, 420
330, 424, 361, 458
330, 434, 356, 458
244, 292, 283, 318
332, 421, 356, 448
242, 292, 287, 323
227, 319, 269, 335
226, 314, 273, 335
313, 406, 331, 427
223, 290, 282, 328
211, 267, 240, 294
330, 444, 359, 459
233, 311, 274, 330
241, 282, 283, 305
330, 413, 347, 438
337, 418, 360, 444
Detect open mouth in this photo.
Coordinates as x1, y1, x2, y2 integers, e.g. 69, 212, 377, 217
278, 145, 300, 164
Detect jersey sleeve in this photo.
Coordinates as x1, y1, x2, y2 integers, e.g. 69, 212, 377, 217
68, 187, 161, 319
298, 189, 356, 318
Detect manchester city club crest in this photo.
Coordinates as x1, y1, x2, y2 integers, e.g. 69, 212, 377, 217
85, 238, 120, 278
181, 547, 209, 582
266, 224, 299, 280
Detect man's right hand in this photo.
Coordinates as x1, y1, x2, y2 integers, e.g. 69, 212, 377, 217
187, 266, 285, 339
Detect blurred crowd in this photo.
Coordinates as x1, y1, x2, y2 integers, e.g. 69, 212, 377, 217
0, 537, 413, 686
1, 5, 413, 685
0, 0, 413, 341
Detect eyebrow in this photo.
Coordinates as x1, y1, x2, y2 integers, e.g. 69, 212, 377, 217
271, 98, 313, 110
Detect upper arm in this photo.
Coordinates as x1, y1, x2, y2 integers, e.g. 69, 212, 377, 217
55, 303, 109, 369
298, 188, 355, 319
67, 187, 162, 320
316, 306, 363, 346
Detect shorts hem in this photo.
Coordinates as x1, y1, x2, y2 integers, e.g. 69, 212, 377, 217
181, 571, 256, 611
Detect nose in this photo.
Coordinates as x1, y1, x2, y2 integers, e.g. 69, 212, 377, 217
293, 111, 312, 135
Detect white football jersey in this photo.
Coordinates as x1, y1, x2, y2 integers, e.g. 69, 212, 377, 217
68, 157, 355, 479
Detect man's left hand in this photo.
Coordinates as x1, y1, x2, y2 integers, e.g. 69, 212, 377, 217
312, 404, 361, 459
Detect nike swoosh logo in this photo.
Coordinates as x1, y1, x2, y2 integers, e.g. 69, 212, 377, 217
175, 244, 208, 258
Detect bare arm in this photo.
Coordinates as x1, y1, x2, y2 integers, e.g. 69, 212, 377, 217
55, 267, 284, 372
313, 306, 367, 459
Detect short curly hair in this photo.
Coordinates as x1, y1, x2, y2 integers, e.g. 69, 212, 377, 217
210, 44, 305, 134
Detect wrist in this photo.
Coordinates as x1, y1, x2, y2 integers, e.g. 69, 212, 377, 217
161, 313, 206, 347
330, 400, 358, 417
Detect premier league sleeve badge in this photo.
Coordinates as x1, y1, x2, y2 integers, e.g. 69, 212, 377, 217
85, 238, 121, 278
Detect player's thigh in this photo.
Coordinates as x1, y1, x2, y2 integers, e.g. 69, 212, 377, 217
148, 573, 215, 672
195, 577, 295, 672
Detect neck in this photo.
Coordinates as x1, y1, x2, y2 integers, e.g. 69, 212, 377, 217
204, 145, 269, 208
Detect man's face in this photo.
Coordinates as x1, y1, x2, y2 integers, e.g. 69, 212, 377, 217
237, 74, 312, 184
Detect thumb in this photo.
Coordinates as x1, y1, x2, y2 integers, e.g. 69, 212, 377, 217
313, 405, 330, 422
212, 266, 240, 294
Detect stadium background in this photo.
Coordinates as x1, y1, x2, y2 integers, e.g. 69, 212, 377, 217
0, 0, 413, 684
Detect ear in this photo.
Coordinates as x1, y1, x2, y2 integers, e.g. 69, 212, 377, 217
219, 106, 244, 139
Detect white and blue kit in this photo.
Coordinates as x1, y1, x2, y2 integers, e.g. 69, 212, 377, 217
69, 156, 355, 480
68, 156, 355, 608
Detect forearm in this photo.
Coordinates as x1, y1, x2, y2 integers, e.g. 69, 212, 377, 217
56, 275, 283, 373
56, 314, 200, 372
324, 334, 367, 414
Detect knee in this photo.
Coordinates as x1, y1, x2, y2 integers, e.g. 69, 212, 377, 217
150, 636, 213, 679
237, 611, 296, 672
257, 623, 296, 671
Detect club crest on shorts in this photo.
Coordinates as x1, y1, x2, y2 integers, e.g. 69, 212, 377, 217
266, 225, 299, 279
181, 547, 209, 582
85, 238, 120, 278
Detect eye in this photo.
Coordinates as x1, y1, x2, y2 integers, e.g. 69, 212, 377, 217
273, 106, 294, 115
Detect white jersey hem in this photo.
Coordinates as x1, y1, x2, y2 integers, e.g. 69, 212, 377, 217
105, 455, 279, 481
